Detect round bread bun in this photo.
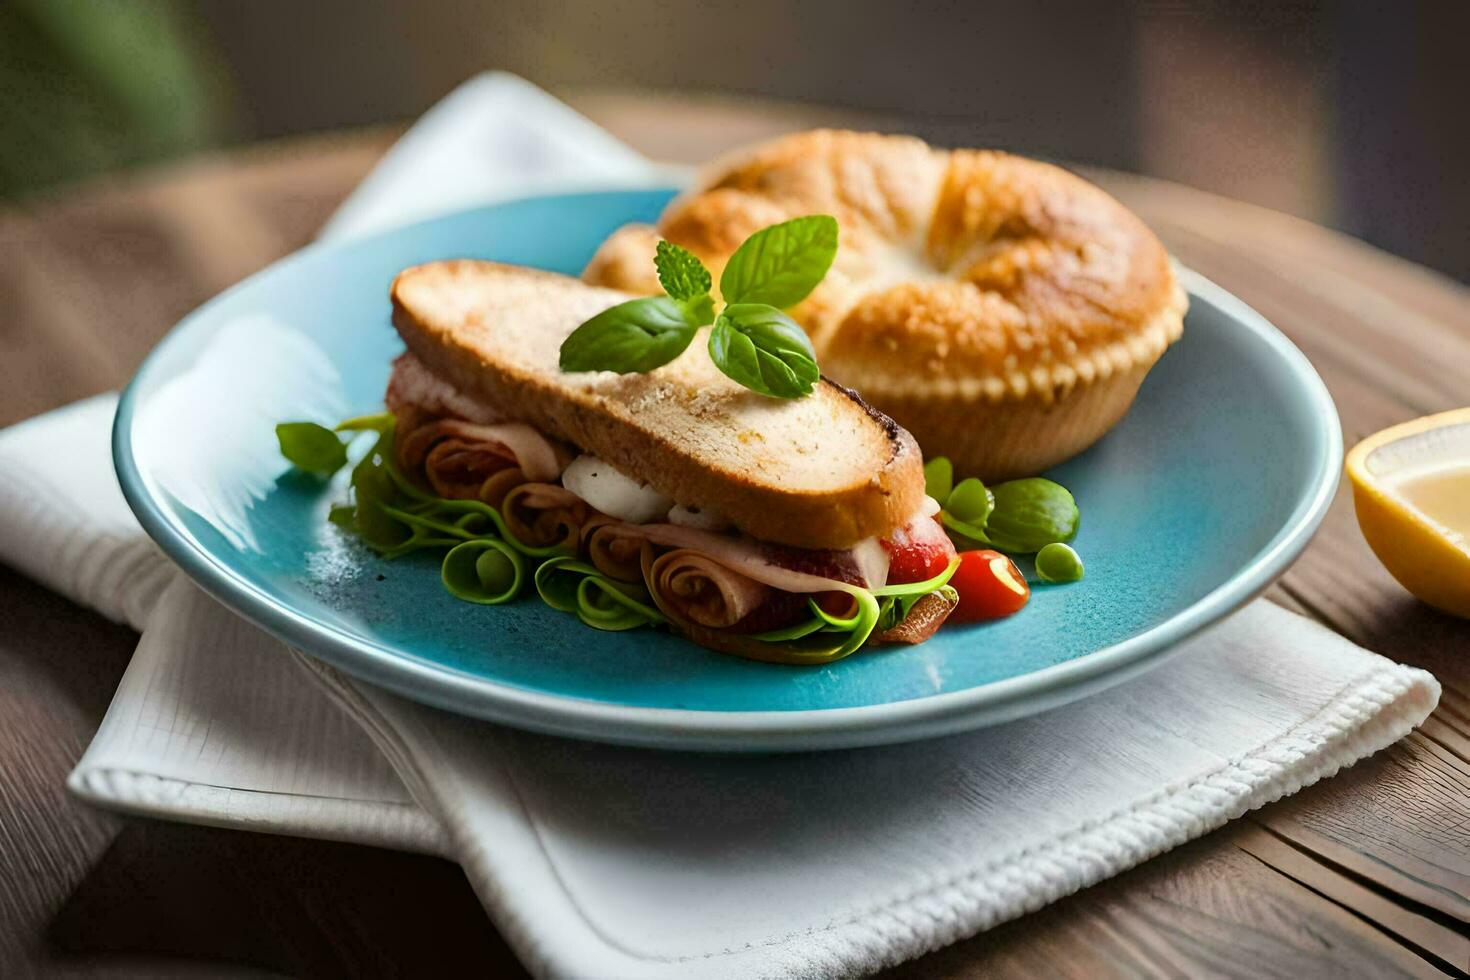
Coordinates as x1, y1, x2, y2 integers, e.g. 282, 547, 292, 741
582, 130, 1187, 480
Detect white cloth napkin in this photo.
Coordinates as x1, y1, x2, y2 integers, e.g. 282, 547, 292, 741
0, 74, 1440, 978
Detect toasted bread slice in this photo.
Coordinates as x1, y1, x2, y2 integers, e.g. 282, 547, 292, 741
390, 261, 924, 550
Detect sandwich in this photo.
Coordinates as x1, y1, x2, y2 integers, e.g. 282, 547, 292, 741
369, 260, 960, 663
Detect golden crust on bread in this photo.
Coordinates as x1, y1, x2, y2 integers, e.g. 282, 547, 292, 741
673, 130, 946, 244
580, 224, 663, 297
390, 260, 924, 550
582, 130, 1187, 477
905, 150, 1184, 396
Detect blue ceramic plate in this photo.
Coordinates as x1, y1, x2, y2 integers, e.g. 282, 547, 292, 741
114, 189, 1341, 751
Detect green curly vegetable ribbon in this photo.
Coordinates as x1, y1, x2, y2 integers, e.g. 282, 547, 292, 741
746, 558, 960, 664
534, 557, 664, 632
441, 539, 526, 604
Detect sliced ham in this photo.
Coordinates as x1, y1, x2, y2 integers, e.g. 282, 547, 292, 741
396, 418, 567, 505
387, 353, 501, 425
501, 482, 590, 551
582, 518, 650, 583
645, 549, 770, 629
476, 467, 528, 509
609, 512, 938, 597
403, 419, 565, 482
622, 523, 871, 596
850, 538, 892, 592
416, 436, 515, 500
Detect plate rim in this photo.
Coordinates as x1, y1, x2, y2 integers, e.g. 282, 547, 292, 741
112, 189, 1343, 752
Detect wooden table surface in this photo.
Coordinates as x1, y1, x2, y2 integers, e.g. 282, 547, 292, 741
2, 96, 1468, 978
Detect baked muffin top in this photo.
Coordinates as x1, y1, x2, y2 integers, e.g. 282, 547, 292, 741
583, 130, 1186, 404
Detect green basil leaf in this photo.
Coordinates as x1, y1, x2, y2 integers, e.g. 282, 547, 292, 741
559, 296, 699, 374
707, 303, 820, 399
718, 214, 838, 308
984, 478, 1080, 553
276, 421, 348, 475
653, 239, 712, 304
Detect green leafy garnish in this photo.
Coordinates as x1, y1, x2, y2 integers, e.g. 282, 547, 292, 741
348, 449, 416, 552
707, 304, 820, 399
719, 214, 838, 308
928, 457, 1081, 561
937, 476, 995, 543
560, 215, 836, 399
275, 422, 348, 476
324, 414, 423, 554
984, 478, 1079, 553
869, 556, 961, 598
923, 456, 954, 504
557, 295, 703, 374
655, 240, 711, 302
946, 478, 994, 527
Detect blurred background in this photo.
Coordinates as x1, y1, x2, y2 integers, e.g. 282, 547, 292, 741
1, 0, 1466, 281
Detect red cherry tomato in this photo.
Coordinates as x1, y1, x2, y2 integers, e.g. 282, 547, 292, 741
881, 518, 958, 584
949, 549, 1030, 622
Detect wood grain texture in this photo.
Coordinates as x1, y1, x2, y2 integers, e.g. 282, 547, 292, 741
0, 95, 1467, 977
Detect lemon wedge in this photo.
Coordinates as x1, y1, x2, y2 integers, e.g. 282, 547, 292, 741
1346, 408, 1470, 618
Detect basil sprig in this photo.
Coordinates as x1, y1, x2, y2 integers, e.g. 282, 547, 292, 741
559, 215, 837, 398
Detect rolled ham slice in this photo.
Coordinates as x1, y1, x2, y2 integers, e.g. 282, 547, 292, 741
620, 523, 873, 596
582, 518, 651, 583
645, 549, 770, 629
394, 417, 568, 507
399, 419, 565, 482
501, 482, 591, 551
416, 435, 516, 500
